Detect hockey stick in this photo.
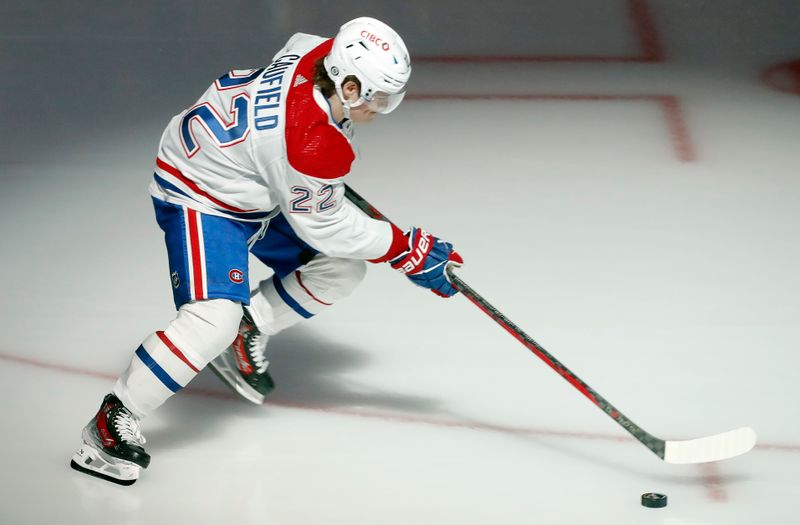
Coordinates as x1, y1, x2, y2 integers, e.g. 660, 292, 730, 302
345, 184, 756, 464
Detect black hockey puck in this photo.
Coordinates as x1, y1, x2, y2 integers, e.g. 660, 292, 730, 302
641, 492, 667, 508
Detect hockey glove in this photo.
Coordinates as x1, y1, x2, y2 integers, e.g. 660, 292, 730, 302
389, 227, 464, 297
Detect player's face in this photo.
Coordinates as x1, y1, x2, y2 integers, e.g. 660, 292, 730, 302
348, 103, 378, 123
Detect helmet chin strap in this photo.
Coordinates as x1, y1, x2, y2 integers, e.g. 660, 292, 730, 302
334, 84, 352, 123
333, 86, 355, 138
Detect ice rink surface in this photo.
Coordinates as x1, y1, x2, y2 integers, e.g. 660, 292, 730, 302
1, 1, 799, 523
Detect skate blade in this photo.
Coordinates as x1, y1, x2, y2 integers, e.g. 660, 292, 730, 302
71, 443, 140, 486
70, 459, 137, 486
208, 359, 266, 405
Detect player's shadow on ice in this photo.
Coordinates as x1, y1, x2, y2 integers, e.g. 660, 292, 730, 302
149, 327, 445, 449
252, 327, 444, 411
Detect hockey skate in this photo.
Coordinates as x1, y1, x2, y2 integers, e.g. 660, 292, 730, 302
209, 307, 275, 404
70, 393, 150, 486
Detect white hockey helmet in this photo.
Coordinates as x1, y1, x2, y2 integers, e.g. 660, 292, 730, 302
323, 17, 411, 114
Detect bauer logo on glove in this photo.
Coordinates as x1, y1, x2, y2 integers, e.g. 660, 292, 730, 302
389, 227, 463, 297
393, 229, 432, 275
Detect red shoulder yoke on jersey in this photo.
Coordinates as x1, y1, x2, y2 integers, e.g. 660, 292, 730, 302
285, 39, 355, 180
284, 39, 404, 263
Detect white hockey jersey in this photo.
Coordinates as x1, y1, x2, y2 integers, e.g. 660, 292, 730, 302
149, 33, 405, 262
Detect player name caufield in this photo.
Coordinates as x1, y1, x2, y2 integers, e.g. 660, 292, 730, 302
253, 54, 300, 130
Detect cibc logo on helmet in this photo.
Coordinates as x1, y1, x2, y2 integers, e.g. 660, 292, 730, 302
361, 31, 390, 51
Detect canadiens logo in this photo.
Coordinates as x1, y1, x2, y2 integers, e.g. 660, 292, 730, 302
229, 269, 244, 284
171, 271, 180, 289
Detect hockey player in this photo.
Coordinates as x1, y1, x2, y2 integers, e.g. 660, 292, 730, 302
70, 17, 463, 485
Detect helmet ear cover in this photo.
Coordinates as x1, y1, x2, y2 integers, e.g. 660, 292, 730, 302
313, 59, 360, 99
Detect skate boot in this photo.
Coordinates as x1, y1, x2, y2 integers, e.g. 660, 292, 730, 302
70, 393, 150, 486
209, 306, 275, 404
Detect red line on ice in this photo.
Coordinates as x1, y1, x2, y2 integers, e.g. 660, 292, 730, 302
0, 350, 793, 454
629, 0, 665, 61
698, 461, 728, 502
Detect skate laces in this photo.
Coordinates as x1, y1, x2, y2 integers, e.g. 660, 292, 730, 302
112, 408, 146, 446
241, 311, 269, 375
248, 331, 269, 374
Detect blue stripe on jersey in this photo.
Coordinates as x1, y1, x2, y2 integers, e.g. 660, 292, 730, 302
153, 174, 276, 221
154, 173, 191, 198
272, 274, 313, 319
135, 345, 182, 393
